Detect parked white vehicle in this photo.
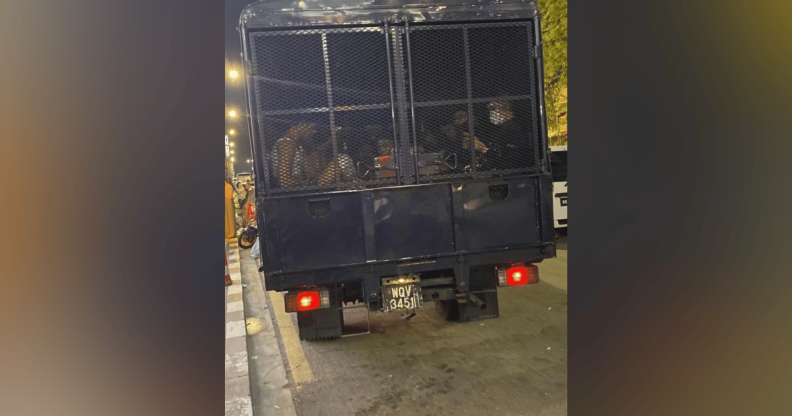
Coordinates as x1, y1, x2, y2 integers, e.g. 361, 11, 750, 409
549, 146, 567, 230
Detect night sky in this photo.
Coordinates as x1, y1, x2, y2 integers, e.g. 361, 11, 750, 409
225, 0, 255, 175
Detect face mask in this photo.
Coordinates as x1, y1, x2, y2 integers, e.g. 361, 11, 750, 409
489, 110, 505, 125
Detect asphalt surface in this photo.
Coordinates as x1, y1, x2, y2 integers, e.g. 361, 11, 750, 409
248, 231, 568, 416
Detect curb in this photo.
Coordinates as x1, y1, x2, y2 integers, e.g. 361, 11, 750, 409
242, 249, 299, 416
225, 241, 253, 416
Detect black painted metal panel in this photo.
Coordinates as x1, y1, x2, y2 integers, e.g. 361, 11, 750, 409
373, 185, 455, 260
460, 178, 539, 251
275, 194, 367, 270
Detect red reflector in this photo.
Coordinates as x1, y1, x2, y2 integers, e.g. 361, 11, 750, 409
507, 266, 537, 286
297, 291, 320, 311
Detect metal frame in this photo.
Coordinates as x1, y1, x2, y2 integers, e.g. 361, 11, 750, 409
400, 20, 541, 184
320, 33, 341, 184
462, 26, 477, 176
383, 20, 404, 185
339, 301, 371, 337
403, 19, 421, 184
245, 19, 543, 196
240, 26, 275, 266
391, 24, 415, 185
532, 15, 550, 172
248, 25, 401, 195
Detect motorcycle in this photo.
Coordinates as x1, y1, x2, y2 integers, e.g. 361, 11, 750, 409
237, 197, 258, 249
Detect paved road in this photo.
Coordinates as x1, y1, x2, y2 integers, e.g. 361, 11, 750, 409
245, 238, 567, 416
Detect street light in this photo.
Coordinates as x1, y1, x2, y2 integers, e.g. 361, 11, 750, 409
229, 70, 239, 79
230, 150, 235, 155
228, 110, 237, 118
231, 157, 235, 162
228, 129, 236, 136
229, 142, 235, 147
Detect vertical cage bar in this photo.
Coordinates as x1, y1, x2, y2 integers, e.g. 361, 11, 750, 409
391, 24, 413, 184
383, 21, 403, 185
531, 19, 549, 171
403, 20, 421, 184
242, 30, 271, 193
462, 27, 477, 175
244, 77, 271, 192
321, 33, 340, 184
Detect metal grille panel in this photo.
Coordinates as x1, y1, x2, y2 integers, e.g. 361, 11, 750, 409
406, 22, 539, 182
409, 29, 468, 102
468, 25, 535, 98
250, 27, 399, 194
326, 31, 391, 107
250, 33, 327, 111
333, 108, 399, 186
247, 21, 541, 195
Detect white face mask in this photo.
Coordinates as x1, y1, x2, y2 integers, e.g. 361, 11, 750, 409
489, 110, 505, 125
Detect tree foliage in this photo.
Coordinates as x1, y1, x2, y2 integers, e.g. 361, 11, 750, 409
537, 0, 568, 144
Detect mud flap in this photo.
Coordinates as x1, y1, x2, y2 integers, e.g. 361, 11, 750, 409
296, 288, 343, 341
297, 307, 343, 341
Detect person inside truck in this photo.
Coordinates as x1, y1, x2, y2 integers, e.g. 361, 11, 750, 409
485, 99, 528, 170
434, 107, 488, 171
270, 122, 353, 187
331, 126, 356, 182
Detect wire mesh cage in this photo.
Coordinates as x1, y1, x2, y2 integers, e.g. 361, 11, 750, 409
247, 20, 541, 196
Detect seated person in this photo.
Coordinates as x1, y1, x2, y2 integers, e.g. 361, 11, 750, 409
486, 100, 529, 170
331, 126, 356, 182
270, 123, 350, 187
437, 108, 488, 171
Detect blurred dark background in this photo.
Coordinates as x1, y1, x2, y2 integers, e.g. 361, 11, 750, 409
226, 0, 254, 176
0, 0, 790, 415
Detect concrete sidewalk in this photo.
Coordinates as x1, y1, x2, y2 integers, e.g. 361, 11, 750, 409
225, 241, 253, 416
237, 245, 298, 416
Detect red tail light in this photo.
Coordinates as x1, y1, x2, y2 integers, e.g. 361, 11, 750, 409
285, 289, 331, 312
498, 264, 539, 286
507, 267, 529, 285
297, 291, 320, 311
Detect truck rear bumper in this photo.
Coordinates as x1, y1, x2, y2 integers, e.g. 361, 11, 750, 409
265, 242, 553, 295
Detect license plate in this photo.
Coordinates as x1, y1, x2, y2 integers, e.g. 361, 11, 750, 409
382, 283, 423, 312
560, 197, 567, 206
